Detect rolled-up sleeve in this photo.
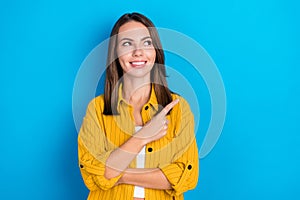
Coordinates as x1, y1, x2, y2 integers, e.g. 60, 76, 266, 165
78, 98, 122, 191
160, 96, 199, 196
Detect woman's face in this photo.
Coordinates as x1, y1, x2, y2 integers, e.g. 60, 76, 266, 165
116, 21, 156, 78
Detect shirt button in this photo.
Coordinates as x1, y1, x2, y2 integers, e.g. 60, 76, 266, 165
147, 147, 153, 152
187, 164, 192, 170
145, 105, 149, 110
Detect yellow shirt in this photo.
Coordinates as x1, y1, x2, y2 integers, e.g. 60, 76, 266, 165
78, 85, 199, 200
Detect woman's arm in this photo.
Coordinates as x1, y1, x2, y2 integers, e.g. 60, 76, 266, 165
117, 168, 172, 189
104, 135, 145, 179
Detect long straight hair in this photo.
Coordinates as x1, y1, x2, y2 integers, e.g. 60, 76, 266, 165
103, 12, 173, 115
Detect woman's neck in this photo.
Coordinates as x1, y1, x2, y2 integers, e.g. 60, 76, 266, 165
122, 76, 151, 106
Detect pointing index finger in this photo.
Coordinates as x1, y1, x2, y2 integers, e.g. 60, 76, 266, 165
162, 99, 180, 116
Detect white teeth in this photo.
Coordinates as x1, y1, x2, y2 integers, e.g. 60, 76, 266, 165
131, 61, 145, 65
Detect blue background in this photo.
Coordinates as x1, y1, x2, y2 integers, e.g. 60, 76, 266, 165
1, 0, 299, 199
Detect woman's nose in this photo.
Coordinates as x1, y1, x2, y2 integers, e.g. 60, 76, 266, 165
132, 47, 143, 57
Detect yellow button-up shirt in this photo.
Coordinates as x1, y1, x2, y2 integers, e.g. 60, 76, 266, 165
78, 85, 199, 200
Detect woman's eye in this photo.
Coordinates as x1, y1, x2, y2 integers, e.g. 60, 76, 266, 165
144, 40, 152, 46
122, 41, 131, 46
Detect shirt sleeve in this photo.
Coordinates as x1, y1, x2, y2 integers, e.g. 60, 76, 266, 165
159, 96, 199, 196
78, 98, 122, 191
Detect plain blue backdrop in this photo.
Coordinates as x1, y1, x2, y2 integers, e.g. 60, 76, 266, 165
1, 0, 299, 199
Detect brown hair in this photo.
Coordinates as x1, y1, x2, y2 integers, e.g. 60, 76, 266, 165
103, 12, 173, 115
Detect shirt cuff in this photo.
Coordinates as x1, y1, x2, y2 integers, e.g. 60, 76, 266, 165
79, 150, 123, 191
160, 161, 195, 196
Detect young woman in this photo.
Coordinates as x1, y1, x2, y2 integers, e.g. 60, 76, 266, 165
78, 13, 199, 200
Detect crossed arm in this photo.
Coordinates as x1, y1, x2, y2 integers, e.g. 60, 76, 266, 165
117, 168, 172, 189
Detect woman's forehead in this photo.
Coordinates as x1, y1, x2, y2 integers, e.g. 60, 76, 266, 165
118, 21, 150, 40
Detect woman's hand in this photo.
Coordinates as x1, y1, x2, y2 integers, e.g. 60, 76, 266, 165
135, 99, 179, 145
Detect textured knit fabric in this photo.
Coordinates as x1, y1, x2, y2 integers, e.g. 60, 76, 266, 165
78, 84, 199, 200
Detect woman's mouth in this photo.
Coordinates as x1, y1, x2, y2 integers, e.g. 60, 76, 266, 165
129, 61, 147, 68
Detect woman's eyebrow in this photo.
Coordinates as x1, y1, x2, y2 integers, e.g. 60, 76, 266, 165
141, 36, 151, 41
119, 36, 151, 42
119, 37, 134, 42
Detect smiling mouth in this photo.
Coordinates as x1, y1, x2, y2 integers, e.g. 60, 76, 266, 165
129, 61, 147, 67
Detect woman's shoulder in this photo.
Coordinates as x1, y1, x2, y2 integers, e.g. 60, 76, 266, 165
86, 94, 105, 112
169, 92, 194, 120
93, 94, 105, 103
171, 92, 189, 105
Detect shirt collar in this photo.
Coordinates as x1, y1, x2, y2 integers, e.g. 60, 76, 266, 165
117, 83, 159, 111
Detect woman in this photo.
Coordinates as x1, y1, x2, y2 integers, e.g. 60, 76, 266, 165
78, 12, 199, 200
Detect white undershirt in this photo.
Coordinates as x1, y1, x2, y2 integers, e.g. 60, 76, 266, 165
133, 126, 145, 198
